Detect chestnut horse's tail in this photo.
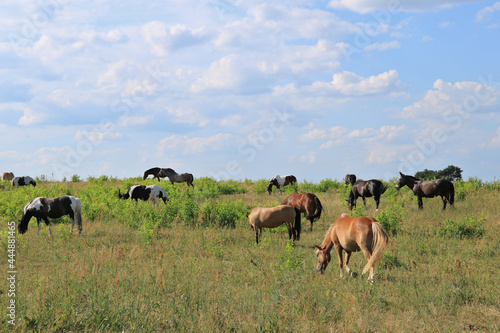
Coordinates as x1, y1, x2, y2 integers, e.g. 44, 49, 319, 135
307, 196, 323, 222
294, 208, 301, 240
361, 222, 388, 276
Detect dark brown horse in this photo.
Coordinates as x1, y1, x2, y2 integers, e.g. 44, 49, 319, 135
267, 175, 297, 194
281, 192, 323, 231
396, 172, 454, 210
344, 174, 356, 187
347, 179, 387, 211
143, 167, 165, 181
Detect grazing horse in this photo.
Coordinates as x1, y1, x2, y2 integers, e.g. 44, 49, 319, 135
143, 167, 165, 181
281, 192, 323, 231
18, 196, 82, 235
347, 179, 387, 211
2, 172, 14, 181
267, 175, 297, 194
315, 213, 388, 284
158, 168, 194, 188
248, 205, 301, 244
396, 172, 455, 210
12, 176, 36, 187
118, 184, 168, 206
344, 174, 356, 187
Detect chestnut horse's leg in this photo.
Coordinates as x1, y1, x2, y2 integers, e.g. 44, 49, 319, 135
334, 244, 344, 279
359, 244, 375, 283
344, 251, 358, 278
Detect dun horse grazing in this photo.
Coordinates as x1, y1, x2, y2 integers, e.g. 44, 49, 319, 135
347, 179, 387, 211
12, 176, 36, 187
143, 167, 165, 181
2, 172, 14, 181
248, 205, 301, 244
315, 213, 388, 284
18, 196, 83, 235
396, 172, 455, 210
158, 168, 194, 188
344, 174, 356, 187
281, 192, 323, 231
118, 184, 168, 206
267, 175, 297, 194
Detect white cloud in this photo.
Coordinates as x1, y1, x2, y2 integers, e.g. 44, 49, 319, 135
18, 107, 45, 126
300, 151, 316, 164
476, 2, 500, 22
491, 128, 500, 146
328, 0, 475, 14
364, 41, 400, 51
158, 133, 232, 154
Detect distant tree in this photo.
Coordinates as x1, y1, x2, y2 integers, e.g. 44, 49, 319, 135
415, 165, 463, 181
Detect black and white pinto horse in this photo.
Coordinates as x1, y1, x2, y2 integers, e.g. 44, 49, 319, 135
118, 184, 168, 205
12, 176, 36, 187
158, 168, 194, 188
18, 196, 82, 235
347, 179, 387, 211
267, 175, 297, 194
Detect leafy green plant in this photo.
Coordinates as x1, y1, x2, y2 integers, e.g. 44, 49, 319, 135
376, 205, 403, 236
437, 216, 486, 239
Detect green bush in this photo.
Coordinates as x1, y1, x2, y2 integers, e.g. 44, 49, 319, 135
201, 199, 246, 228
376, 205, 403, 236
437, 217, 486, 239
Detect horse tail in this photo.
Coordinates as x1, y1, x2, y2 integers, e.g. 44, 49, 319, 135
449, 182, 455, 206
294, 207, 301, 240
118, 189, 123, 199
380, 183, 388, 195
75, 198, 83, 234
362, 222, 388, 276
307, 196, 323, 222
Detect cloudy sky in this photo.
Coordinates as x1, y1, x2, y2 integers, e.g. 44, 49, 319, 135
1, 0, 499, 182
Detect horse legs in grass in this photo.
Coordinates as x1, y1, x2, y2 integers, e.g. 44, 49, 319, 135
374, 195, 381, 211
418, 196, 424, 210
362, 196, 367, 208
334, 244, 345, 279
441, 196, 448, 210
344, 251, 358, 278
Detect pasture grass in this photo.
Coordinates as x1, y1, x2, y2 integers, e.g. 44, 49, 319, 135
0, 179, 499, 332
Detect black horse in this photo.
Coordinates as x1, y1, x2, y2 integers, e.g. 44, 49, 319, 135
347, 179, 387, 211
18, 196, 82, 235
396, 172, 454, 210
143, 167, 165, 181
344, 174, 356, 187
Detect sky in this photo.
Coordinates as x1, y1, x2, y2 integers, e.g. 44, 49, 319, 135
1, 0, 499, 182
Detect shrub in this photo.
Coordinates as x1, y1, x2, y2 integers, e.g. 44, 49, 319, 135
178, 191, 199, 227
437, 217, 486, 239
376, 205, 403, 236
201, 199, 247, 228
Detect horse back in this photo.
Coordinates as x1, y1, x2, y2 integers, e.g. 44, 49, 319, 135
332, 215, 377, 251
249, 205, 296, 228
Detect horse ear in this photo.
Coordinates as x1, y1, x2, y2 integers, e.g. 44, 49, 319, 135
399, 171, 404, 176
314, 244, 322, 250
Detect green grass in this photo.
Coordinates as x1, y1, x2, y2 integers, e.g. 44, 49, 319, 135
0, 178, 499, 331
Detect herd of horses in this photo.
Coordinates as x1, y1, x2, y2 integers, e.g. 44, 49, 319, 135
4, 168, 456, 283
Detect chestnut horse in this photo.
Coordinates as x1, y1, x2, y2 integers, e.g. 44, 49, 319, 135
344, 174, 356, 187
347, 179, 387, 211
2, 172, 14, 181
18, 196, 83, 235
315, 213, 388, 284
267, 175, 297, 194
281, 192, 323, 231
396, 172, 454, 210
248, 205, 301, 244
159, 168, 194, 188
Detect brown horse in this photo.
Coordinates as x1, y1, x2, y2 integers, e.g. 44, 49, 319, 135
344, 174, 356, 187
159, 168, 194, 188
396, 172, 454, 210
248, 205, 301, 244
2, 172, 14, 181
315, 213, 388, 284
143, 167, 164, 181
267, 175, 297, 194
347, 179, 387, 211
281, 192, 323, 231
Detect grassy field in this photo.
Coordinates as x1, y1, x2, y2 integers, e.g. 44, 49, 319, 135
1, 177, 499, 332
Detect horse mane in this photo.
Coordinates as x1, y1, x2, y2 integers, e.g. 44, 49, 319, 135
164, 168, 175, 172
407, 175, 421, 181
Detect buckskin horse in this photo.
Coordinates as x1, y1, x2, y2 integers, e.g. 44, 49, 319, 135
281, 192, 323, 231
18, 196, 83, 235
248, 205, 301, 244
159, 168, 194, 188
395, 172, 455, 210
118, 184, 168, 206
347, 179, 387, 211
315, 213, 388, 284
267, 175, 297, 194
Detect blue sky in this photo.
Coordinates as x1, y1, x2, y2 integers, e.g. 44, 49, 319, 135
1, 0, 499, 182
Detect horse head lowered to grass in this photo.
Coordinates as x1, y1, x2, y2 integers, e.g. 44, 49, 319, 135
18, 196, 83, 235
118, 184, 168, 206
395, 172, 454, 210
267, 175, 297, 194
315, 213, 388, 284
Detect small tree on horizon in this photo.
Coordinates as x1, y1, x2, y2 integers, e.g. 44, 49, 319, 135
415, 165, 463, 181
